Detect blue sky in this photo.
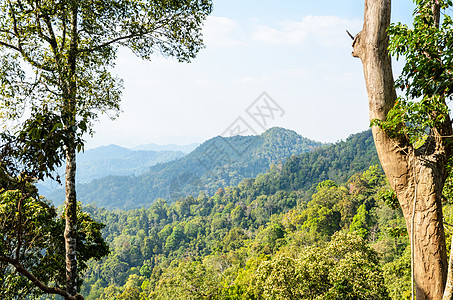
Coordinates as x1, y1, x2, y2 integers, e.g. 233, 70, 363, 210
85, 0, 415, 148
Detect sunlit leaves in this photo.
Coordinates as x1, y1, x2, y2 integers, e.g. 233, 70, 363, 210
0, 110, 67, 182
0, 190, 59, 298
0, 0, 213, 148
254, 232, 390, 300
373, 0, 453, 146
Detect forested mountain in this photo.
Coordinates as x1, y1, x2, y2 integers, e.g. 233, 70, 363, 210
249, 128, 380, 195
77, 165, 414, 300
48, 127, 324, 209
38, 145, 185, 197
76, 145, 186, 183
21, 129, 410, 300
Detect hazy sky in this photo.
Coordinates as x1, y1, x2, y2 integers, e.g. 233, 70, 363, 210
85, 0, 415, 149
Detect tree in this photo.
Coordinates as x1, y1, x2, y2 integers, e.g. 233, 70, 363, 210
0, 0, 212, 299
300, 181, 346, 242
349, 203, 371, 239
352, 0, 453, 299
254, 232, 389, 300
0, 190, 109, 299
151, 259, 221, 300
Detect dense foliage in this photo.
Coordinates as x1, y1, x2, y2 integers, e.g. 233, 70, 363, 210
0, 190, 109, 299
48, 130, 403, 299
383, 0, 453, 145
75, 165, 414, 299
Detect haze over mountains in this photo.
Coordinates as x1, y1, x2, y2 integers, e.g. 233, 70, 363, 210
46, 127, 379, 210
48, 127, 323, 208
37, 144, 188, 197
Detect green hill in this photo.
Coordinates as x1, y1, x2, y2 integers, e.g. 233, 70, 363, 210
248, 129, 380, 196
48, 127, 323, 209
79, 159, 408, 300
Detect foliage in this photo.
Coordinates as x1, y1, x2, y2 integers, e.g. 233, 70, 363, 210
372, 0, 453, 145
0, 0, 213, 134
0, 190, 109, 298
0, 0, 213, 297
74, 164, 416, 299
255, 232, 390, 300
150, 259, 221, 299
350, 204, 371, 239
382, 246, 412, 300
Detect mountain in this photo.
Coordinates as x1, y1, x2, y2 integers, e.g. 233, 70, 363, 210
74, 145, 186, 183
132, 142, 200, 153
38, 145, 186, 197
48, 127, 323, 209
78, 132, 391, 300
244, 129, 380, 196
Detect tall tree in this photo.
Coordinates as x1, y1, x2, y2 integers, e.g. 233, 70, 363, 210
352, 0, 453, 299
0, 0, 212, 299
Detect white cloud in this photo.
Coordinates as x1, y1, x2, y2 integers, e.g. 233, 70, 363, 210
202, 16, 244, 47
251, 15, 361, 46
201, 15, 361, 48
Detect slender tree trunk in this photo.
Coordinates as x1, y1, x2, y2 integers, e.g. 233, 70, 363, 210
64, 145, 78, 297
64, 1, 80, 298
353, 0, 450, 299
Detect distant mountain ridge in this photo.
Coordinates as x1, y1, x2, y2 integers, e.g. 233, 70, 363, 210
75, 145, 186, 183
48, 127, 323, 208
38, 145, 186, 197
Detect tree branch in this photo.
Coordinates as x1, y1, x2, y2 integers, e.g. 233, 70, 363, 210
0, 255, 83, 300
78, 13, 180, 53
0, 40, 20, 51
79, 32, 141, 53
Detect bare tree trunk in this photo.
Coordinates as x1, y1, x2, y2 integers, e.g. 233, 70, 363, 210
353, 0, 450, 299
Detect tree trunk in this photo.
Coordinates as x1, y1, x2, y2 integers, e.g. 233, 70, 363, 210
64, 2, 80, 298
64, 145, 78, 297
353, 0, 450, 299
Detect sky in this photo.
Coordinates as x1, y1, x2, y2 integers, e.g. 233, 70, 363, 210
85, 0, 416, 149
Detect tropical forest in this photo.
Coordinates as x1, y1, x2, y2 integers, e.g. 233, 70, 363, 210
2, 0, 453, 300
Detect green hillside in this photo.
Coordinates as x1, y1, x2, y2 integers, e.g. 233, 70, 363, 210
49, 127, 323, 209
249, 129, 380, 195
10, 129, 414, 300
37, 145, 186, 197
78, 164, 413, 300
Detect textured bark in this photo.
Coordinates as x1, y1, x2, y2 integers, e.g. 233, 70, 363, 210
353, 0, 452, 299
64, 145, 78, 297
63, 2, 80, 298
